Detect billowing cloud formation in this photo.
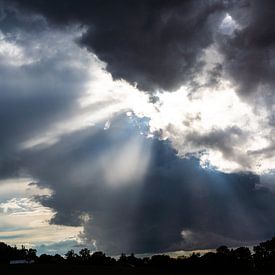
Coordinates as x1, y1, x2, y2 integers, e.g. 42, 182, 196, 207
6, 0, 228, 92
154, 89, 275, 175
20, 115, 275, 253
9, 0, 275, 97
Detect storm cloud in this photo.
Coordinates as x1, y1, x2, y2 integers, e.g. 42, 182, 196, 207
5, 0, 229, 92
219, 0, 275, 101
5, 0, 275, 100
18, 115, 275, 254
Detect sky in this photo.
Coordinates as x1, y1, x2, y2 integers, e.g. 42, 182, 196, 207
0, 0, 275, 255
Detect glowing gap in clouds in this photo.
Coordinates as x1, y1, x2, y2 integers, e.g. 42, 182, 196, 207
145, 82, 272, 174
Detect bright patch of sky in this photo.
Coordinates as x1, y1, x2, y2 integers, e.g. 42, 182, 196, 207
219, 13, 240, 35
0, 178, 84, 252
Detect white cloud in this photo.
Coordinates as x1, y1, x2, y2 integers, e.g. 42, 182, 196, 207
0, 31, 34, 66
144, 82, 274, 174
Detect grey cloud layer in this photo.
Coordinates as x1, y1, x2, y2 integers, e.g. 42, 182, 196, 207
0, 10, 97, 201
0, 8, 92, 158
6, 0, 228, 92
217, 0, 275, 102
21, 115, 275, 253
8, 0, 275, 102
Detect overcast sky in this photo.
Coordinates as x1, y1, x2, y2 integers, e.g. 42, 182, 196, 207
1, 0, 275, 255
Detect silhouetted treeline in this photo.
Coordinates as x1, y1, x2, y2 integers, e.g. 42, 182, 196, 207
2, 237, 275, 274
0, 243, 37, 263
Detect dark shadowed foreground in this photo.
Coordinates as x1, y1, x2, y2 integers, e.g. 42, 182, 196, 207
2, 237, 275, 274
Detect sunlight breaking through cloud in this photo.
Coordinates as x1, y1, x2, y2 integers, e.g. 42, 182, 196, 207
14, 23, 275, 175
145, 83, 272, 173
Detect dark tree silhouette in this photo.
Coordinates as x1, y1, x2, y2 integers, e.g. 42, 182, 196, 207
79, 248, 90, 262
1, 237, 275, 274
254, 237, 275, 272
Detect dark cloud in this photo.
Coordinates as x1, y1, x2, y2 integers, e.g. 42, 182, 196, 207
5, 0, 275, 99
8, 0, 275, 102
217, 0, 275, 102
16, 115, 275, 254
184, 126, 251, 169
5, 0, 227, 92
